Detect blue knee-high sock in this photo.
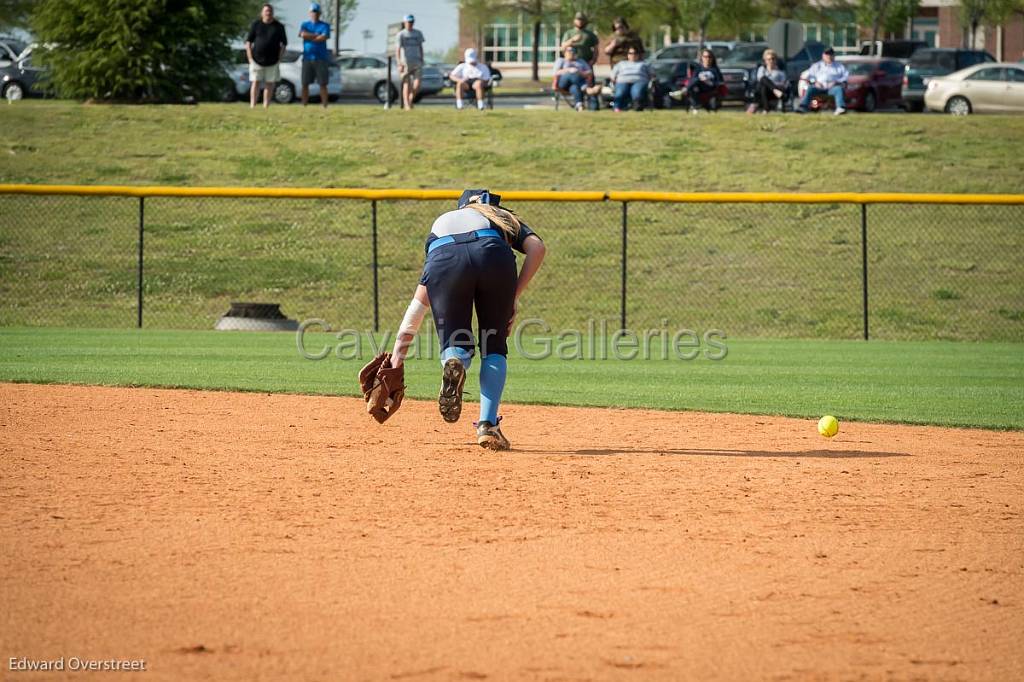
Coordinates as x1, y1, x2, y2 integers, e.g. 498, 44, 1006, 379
479, 354, 507, 424
441, 346, 473, 372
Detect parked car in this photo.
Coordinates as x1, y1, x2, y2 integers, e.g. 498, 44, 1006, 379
651, 59, 695, 108
784, 41, 825, 90
903, 48, 994, 111
336, 53, 444, 103
428, 58, 456, 88
275, 49, 342, 103
858, 40, 927, 59
651, 41, 733, 62
718, 42, 771, 103
1, 44, 46, 100
230, 48, 342, 103
649, 42, 735, 108
0, 36, 28, 62
225, 50, 251, 101
924, 62, 1024, 114
835, 56, 906, 111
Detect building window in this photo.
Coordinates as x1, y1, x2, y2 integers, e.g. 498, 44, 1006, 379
803, 21, 859, 54
482, 14, 563, 65
911, 18, 938, 47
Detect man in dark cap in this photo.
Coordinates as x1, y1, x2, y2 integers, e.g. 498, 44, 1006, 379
796, 46, 849, 115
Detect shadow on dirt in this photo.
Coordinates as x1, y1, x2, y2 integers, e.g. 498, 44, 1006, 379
527, 447, 909, 458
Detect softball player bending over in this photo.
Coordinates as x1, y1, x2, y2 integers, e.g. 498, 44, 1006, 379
359, 189, 546, 450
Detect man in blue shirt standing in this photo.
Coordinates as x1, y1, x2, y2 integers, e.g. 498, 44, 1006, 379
299, 3, 331, 107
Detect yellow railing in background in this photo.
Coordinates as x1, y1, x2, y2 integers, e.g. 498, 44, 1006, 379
2, 184, 1024, 205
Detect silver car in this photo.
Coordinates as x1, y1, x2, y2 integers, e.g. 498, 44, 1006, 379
231, 48, 342, 104
336, 52, 444, 103
275, 49, 343, 103
924, 62, 1024, 114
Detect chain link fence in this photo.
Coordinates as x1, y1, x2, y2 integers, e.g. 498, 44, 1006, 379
1, 189, 1021, 341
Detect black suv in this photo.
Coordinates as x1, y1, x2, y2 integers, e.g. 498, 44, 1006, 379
903, 48, 994, 111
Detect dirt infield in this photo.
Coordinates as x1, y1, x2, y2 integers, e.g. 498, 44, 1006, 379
2, 383, 1022, 681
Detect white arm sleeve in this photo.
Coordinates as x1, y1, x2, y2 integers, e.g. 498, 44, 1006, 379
399, 298, 428, 336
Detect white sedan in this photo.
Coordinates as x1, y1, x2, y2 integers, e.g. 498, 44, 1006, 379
924, 62, 1024, 114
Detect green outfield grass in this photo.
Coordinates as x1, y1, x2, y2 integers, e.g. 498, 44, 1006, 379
4, 101, 1024, 193
2, 102, 1022, 341
2, 328, 1021, 430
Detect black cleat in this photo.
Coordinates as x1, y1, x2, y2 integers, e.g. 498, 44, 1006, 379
438, 358, 466, 423
476, 419, 510, 450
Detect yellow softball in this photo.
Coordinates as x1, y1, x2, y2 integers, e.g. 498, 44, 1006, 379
818, 415, 839, 438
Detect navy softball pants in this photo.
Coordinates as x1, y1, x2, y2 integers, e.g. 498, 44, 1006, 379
419, 233, 518, 357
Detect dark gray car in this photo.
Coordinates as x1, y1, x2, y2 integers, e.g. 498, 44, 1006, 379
784, 41, 825, 90
718, 42, 771, 103
1, 45, 45, 100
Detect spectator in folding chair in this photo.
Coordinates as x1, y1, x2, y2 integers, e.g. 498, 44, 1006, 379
672, 48, 724, 113
449, 48, 492, 111
610, 46, 653, 112
747, 49, 790, 114
551, 45, 593, 111
796, 47, 848, 115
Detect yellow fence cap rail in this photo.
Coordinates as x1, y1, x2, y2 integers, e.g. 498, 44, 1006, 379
607, 190, 1024, 205
0, 184, 1022, 205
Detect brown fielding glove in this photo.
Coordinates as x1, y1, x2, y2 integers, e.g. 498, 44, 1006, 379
358, 352, 405, 423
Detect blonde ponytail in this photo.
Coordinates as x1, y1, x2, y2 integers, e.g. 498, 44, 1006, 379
466, 198, 521, 242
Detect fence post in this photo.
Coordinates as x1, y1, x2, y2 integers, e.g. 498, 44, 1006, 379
861, 203, 869, 341
137, 196, 144, 329
372, 199, 380, 333
620, 201, 628, 332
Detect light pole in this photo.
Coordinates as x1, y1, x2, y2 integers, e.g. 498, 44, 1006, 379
333, 0, 340, 56
362, 29, 373, 53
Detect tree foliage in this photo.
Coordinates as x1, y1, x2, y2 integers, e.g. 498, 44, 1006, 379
855, 0, 920, 53
32, 0, 261, 102
958, 0, 1024, 48
0, 0, 33, 30
320, 0, 358, 54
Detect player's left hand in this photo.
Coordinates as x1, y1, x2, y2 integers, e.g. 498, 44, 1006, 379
359, 352, 406, 423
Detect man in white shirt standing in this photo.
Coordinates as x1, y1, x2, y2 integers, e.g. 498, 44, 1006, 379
449, 48, 492, 110
797, 46, 849, 115
395, 14, 425, 110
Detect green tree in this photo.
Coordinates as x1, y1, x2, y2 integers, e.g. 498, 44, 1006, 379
32, 0, 260, 102
760, 0, 808, 20
958, 0, 1023, 49
455, 0, 497, 57
0, 0, 33, 30
712, 0, 764, 39
560, 0, 636, 29
856, 0, 919, 55
321, 0, 358, 55
505, 0, 561, 81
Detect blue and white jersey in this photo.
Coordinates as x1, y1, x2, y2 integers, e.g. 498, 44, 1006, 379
807, 60, 849, 86
424, 208, 539, 256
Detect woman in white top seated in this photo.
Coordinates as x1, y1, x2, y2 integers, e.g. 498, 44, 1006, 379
750, 49, 789, 113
